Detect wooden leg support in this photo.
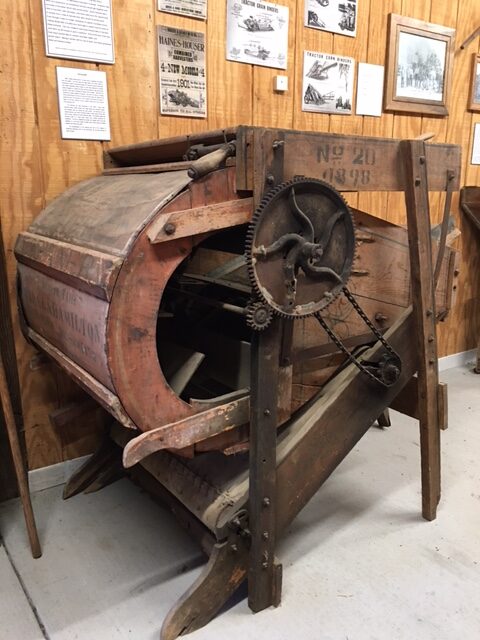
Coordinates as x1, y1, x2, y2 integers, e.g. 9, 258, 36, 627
160, 540, 248, 640
63, 437, 124, 499
0, 354, 41, 558
377, 408, 391, 428
402, 139, 442, 521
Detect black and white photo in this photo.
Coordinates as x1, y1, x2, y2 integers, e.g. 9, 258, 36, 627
395, 32, 447, 102
305, 0, 357, 38
302, 51, 354, 114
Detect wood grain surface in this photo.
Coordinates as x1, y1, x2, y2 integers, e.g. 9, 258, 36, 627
1, 0, 479, 470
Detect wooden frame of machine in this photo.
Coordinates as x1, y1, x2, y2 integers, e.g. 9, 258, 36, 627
15, 126, 461, 639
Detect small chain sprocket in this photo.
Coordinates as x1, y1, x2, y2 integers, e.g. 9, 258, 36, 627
245, 177, 356, 319
245, 301, 273, 331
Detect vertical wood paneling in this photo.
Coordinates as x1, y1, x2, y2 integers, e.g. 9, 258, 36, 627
358, 0, 402, 219
27, 0, 103, 203
104, 0, 158, 147
1, 0, 479, 470
0, 0, 62, 472
252, 0, 297, 127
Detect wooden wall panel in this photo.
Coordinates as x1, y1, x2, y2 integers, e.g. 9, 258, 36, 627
1, 0, 479, 472
253, 0, 297, 127
104, 0, 159, 147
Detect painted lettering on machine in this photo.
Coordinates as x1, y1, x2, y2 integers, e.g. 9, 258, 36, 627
19, 265, 113, 390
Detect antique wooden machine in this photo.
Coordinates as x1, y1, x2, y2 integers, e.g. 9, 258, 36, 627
460, 187, 480, 373
15, 127, 461, 638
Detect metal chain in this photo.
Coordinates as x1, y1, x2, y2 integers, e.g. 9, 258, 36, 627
314, 286, 401, 387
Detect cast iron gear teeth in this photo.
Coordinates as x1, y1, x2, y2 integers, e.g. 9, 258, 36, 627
245, 300, 273, 331
245, 176, 356, 319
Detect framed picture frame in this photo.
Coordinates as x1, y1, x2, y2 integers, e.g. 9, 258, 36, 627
384, 14, 455, 116
468, 54, 480, 112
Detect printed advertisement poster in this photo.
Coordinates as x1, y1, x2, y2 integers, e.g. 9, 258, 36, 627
158, 26, 207, 118
158, 0, 207, 20
226, 0, 289, 70
302, 51, 354, 114
305, 0, 357, 38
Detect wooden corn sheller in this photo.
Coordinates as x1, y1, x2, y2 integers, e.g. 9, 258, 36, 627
15, 127, 461, 638
15, 127, 459, 455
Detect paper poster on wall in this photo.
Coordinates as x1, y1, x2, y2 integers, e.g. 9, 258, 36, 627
42, 0, 114, 64
305, 0, 357, 38
226, 0, 289, 70
56, 67, 111, 140
356, 63, 384, 117
471, 123, 480, 165
158, 26, 207, 118
158, 0, 207, 20
302, 51, 354, 114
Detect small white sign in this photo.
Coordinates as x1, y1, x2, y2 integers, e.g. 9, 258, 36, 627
471, 123, 480, 165
158, 0, 207, 20
356, 63, 384, 117
56, 67, 111, 141
226, 0, 289, 71
42, 0, 114, 64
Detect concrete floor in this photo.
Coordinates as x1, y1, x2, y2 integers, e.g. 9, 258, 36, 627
1, 364, 479, 640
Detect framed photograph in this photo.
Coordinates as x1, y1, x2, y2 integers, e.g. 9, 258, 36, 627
468, 54, 480, 112
384, 14, 455, 116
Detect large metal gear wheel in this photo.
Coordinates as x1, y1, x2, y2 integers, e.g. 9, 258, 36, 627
245, 177, 356, 318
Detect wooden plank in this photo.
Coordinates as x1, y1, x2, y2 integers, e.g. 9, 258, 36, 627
252, 0, 296, 129
103, 0, 158, 148
0, 352, 41, 557
27, 328, 136, 430
123, 395, 249, 467
0, 0, 63, 478
15, 232, 122, 301
19, 265, 113, 390
279, 131, 461, 192
27, 0, 103, 203
148, 197, 253, 243
390, 378, 448, 430
402, 138, 441, 521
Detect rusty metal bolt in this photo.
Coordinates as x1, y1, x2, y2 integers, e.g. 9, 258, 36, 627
262, 497, 271, 508
230, 544, 238, 553
263, 408, 271, 417
262, 531, 269, 541
272, 140, 285, 151
375, 312, 387, 323
163, 222, 176, 235
415, 177, 421, 186
426, 309, 433, 317
266, 174, 275, 185
428, 335, 435, 343
419, 156, 426, 165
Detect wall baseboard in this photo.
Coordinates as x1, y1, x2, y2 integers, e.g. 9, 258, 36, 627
28, 454, 91, 493
438, 348, 477, 372
26, 348, 477, 494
